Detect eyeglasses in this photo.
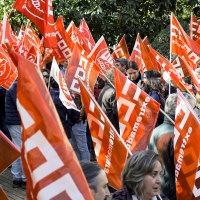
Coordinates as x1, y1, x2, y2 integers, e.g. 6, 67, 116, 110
43, 75, 49, 78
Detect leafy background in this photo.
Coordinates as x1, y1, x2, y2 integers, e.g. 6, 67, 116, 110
0, 0, 199, 58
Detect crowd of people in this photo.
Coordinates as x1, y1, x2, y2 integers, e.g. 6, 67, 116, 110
1, 56, 200, 200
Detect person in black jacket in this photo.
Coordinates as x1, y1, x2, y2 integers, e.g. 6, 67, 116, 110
5, 79, 26, 189
98, 68, 119, 133
0, 86, 11, 140
49, 77, 79, 139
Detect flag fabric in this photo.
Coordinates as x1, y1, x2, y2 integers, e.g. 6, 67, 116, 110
79, 79, 128, 190
182, 56, 200, 93
14, 39, 28, 58
148, 45, 186, 91
142, 37, 161, 72
171, 13, 200, 69
190, 14, 200, 45
22, 23, 42, 54
1, 13, 18, 45
0, 130, 21, 173
50, 57, 79, 111
66, 43, 100, 94
87, 36, 114, 74
112, 35, 130, 60
17, 25, 25, 42
66, 21, 82, 44
174, 90, 200, 200
0, 46, 18, 89
51, 16, 74, 63
13, 0, 57, 48
16, 55, 93, 200
172, 56, 190, 78
67, 21, 92, 54
0, 186, 8, 200
79, 19, 95, 51
130, 34, 155, 74
114, 68, 160, 152
26, 46, 37, 64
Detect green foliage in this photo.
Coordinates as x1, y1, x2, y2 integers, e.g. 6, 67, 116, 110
151, 19, 190, 60
0, 0, 199, 54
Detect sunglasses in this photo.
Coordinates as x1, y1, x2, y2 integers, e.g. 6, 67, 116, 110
43, 75, 49, 78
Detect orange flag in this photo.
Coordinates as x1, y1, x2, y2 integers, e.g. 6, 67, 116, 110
79, 79, 129, 190
26, 46, 37, 64
66, 43, 100, 94
88, 36, 114, 74
66, 21, 82, 44
142, 37, 161, 72
112, 35, 130, 60
16, 55, 93, 199
0, 130, 21, 173
0, 46, 18, 89
114, 68, 160, 152
22, 22, 43, 54
1, 13, 18, 45
190, 14, 200, 45
79, 19, 95, 51
130, 34, 155, 74
171, 13, 200, 69
182, 56, 200, 93
174, 90, 200, 200
148, 45, 186, 91
50, 16, 74, 64
66, 21, 90, 53
0, 186, 8, 200
172, 56, 190, 78
13, 0, 57, 48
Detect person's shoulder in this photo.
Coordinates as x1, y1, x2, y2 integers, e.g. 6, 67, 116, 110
112, 187, 132, 200
157, 194, 169, 200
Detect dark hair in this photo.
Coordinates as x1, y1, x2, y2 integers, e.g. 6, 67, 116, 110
45, 62, 52, 71
122, 150, 163, 198
50, 77, 59, 88
127, 61, 139, 70
41, 68, 50, 74
144, 70, 161, 79
116, 58, 128, 70
141, 78, 164, 97
80, 161, 102, 192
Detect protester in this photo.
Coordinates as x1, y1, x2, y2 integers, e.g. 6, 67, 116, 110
71, 93, 90, 160
5, 79, 26, 189
148, 92, 196, 200
195, 93, 200, 118
80, 160, 110, 200
112, 150, 168, 200
98, 68, 119, 133
41, 68, 50, 88
126, 61, 143, 84
115, 58, 128, 75
59, 60, 68, 77
0, 86, 11, 140
49, 77, 79, 139
195, 68, 200, 80
138, 77, 165, 126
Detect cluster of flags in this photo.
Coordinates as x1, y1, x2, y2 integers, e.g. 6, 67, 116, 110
0, 0, 200, 199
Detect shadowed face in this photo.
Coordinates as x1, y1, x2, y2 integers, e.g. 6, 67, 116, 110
91, 170, 110, 200
126, 68, 139, 81
115, 62, 126, 74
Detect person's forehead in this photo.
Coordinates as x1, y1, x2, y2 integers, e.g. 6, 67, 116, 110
97, 170, 108, 185
42, 72, 49, 75
127, 68, 138, 73
115, 61, 121, 65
